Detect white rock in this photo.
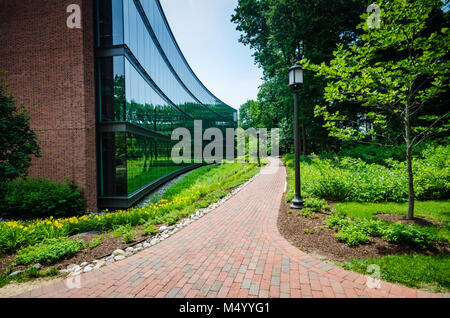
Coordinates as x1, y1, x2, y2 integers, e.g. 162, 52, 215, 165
125, 247, 134, 253
94, 262, 105, 270
133, 247, 142, 254
32, 263, 42, 270
124, 252, 133, 257
106, 257, 115, 265
113, 249, 125, 256
143, 242, 151, 248
80, 262, 88, 267
9, 270, 24, 277
150, 239, 158, 245
59, 269, 70, 275
158, 226, 168, 232
67, 264, 79, 271
83, 266, 93, 273
135, 243, 143, 249
114, 255, 125, 261
69, 270, 82, 277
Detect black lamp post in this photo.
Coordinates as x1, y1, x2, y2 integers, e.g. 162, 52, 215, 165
256, 128, 261, 167
289, 63, 305, 209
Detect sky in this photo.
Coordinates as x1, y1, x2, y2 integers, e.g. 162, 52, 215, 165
159, 0, 263, 110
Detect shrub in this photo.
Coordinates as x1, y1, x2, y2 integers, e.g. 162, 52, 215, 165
122, 230, 137, 244
15, 238, 84, 266
142, 224, 158, 236
0, 178, 84, 219
297, 208, 318, 219
304, 197, 330, 212
381, 222, 439, 249
325, 212, 440, 248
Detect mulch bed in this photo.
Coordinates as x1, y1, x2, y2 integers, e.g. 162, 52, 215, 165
0, 224, 157, 275
277, 191, 449, 263
375, 214, 445, 227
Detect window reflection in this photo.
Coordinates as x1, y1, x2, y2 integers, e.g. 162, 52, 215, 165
96, 0, 237, 204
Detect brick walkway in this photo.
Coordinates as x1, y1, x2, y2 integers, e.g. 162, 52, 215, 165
16, 158, 444, 298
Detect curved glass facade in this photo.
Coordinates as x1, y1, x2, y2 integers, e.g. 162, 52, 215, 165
95, 0, 237, 208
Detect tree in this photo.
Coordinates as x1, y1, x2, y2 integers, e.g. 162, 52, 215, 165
0, 72, 41, 184
303, 0, 449, 219
232, 0, 368, 154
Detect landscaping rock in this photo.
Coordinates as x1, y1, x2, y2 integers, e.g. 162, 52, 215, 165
83, 266, 93, 273
135, 243, 143, 249
67, 264, 79, 271
150, 239, 159, 245
113, 249, 125, 256
94, 261, 105, 269
124, 252, 133, 257
143, 242, 151, 248
158, 226, 168, 232
80, 262, 88, 267
69, 270, 82, 277
114, 255, 125, 261
32, 263, 42, 270
125, 247, 134, 253
106, 257, 115, 265
9, 270, 24, 277
133, 247, 142, 254
59, 269, 70, 275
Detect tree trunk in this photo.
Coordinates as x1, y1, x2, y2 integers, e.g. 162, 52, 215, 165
405, 100, 414, 220
406, 146, 415, 220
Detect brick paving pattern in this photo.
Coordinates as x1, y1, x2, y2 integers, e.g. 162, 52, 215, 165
15, 158, 445, 298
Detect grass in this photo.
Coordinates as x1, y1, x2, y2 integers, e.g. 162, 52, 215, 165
342, 254, 450, 293
335, 201, 450, 242
334, 201, 450, 222
0, 267, 59, 289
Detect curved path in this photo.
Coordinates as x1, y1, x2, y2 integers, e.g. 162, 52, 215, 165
16, 158, 443, 298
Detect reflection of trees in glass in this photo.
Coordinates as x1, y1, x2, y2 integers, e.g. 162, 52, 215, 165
113, 75, 125, 121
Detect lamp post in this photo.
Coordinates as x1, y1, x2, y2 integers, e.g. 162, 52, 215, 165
289, 63, 305, 209
257, 128, 261, 167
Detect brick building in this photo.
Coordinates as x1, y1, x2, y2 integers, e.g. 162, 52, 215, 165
0, 0, 236, 211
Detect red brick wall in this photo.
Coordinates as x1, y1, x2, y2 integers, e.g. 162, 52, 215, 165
0, 0, 98, 211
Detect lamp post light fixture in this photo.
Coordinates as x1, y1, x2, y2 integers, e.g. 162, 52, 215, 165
257, 128, 261, 167
289, 63, 305, 210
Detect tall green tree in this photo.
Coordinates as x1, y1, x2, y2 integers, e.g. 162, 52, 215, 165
303, 0, 449, 219
232, 0, 368, 154
0, 72, 41, 184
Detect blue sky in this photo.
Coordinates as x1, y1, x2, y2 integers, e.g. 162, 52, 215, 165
159, 0, 263, 110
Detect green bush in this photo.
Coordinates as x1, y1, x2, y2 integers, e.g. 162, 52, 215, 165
297, 208, 318, 219
304, 197, 330, 212
142, 224, 158, 236
382, 222, 439, 249
325, 211, 440, 248
0, 178, 84, 219
15, 238, 84, 266
122, 230, 137, 244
